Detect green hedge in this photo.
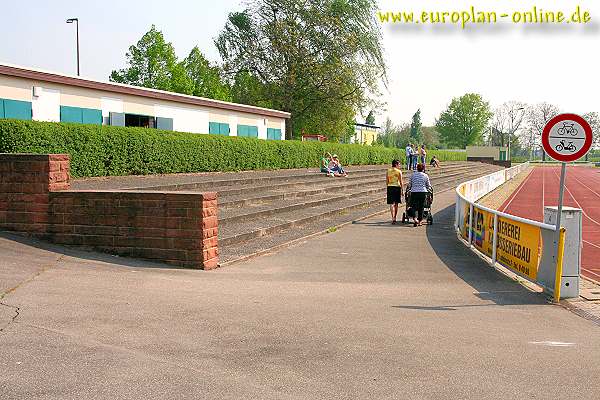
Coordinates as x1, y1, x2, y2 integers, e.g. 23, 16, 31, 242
0, 119, 465, 178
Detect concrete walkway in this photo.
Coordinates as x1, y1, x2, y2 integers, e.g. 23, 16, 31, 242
1, 191, 599, 399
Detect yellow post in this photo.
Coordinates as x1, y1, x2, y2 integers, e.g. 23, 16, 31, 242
554, 227, 567, 302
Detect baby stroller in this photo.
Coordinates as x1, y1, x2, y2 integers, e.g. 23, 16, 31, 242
401, 184, 434, 225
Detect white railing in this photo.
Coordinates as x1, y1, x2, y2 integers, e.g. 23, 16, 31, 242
454, 162, 560, 289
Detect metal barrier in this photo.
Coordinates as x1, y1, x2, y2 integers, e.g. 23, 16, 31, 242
454, 162, 569, 298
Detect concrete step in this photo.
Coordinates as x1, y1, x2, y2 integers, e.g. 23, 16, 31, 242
217, 163, 482, 207
218, 167, 500, 264
218, 166, 500, 247
132, 162, 469, 194
218, 164, 500, 226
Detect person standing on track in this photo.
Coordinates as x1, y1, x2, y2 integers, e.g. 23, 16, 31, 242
387, 159, 404, 224
408, 163, 432, 227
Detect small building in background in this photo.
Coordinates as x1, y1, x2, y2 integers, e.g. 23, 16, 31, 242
466, 145, 510, 167
351, 123, 380, 145
0, 63, 289, 140
301, 134, 327, 142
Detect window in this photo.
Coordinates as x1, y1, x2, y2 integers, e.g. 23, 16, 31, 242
0, 98, 32, 120
60, 105, 102, 125
209, 122, 230, 135
237, 124, 258, 138
267, 128, 282, 140
125, 114, 156, 128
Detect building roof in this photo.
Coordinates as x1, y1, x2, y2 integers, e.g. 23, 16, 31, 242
0, 63, 291, 119
354, 122, 380, 129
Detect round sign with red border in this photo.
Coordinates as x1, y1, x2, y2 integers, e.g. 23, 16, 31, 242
542, 113, 593, 162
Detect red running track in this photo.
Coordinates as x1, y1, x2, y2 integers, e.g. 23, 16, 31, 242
500, 166, 600, 282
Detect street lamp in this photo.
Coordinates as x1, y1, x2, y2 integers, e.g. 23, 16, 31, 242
66, 18, 80, 76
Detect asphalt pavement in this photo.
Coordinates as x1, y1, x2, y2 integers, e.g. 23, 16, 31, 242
1, 190, 599, 399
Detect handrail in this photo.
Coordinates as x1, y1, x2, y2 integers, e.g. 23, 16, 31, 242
455, 162, 556, 231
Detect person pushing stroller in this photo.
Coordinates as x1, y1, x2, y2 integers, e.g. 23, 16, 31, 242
405, 163, 433, 226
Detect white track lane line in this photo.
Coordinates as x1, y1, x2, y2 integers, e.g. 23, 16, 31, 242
551, 169, 600, 279
584, 239, 600, 250
500, 167, 535, 213
542, 167, 545, 217
551, 168, 600, 227
581, 267, 600, 280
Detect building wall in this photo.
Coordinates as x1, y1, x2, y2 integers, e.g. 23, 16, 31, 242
353, 126, 379, 145
466, 146, 507, 160
0, 75, 286, 140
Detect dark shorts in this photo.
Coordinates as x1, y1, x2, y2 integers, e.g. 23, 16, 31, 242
387, 186, 402, 204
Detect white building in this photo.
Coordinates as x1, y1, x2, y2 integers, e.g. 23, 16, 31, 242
0, 63, 289, 140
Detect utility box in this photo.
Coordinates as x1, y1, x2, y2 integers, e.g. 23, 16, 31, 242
542, 206, 582, 299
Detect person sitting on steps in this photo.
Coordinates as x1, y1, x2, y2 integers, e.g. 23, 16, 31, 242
327, 154, 348, 177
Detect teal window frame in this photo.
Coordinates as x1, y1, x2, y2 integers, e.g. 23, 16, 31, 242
1, 98, 32, 120
60, 105, 102, 125
238, 124, 258, 138
267, 128, 282, 140
209, 122, 230, 135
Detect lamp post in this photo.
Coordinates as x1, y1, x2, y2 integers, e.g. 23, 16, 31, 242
66, 18, 80, 76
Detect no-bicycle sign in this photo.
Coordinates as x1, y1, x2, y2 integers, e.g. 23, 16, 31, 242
542, 113, 593, 162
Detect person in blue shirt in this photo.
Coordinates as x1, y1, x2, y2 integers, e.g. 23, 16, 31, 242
405, 143, 413, 170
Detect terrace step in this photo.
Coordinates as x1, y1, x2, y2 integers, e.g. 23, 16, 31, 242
218, 165, 500, 249
218, 165, 501, 264
217, 164, 480, 207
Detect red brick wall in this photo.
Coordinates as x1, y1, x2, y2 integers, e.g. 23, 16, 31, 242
0, 154, 218, 269
0, 154, 70, 235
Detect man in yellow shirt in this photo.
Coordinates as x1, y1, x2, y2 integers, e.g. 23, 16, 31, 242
386, 159, 404, 224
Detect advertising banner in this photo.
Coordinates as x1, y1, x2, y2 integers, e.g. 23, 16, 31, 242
495, 217, 542, 280
461, 206, 542, 281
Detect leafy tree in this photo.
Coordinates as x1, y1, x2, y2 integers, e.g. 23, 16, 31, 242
230, 70, 271, 108
183, 47, 231, 101
376, 117, 409, 148
435, 93, 492, 148
410, 109, 423, 143
110, 25, 179, 91
365, 111, 376, 125
422, 126, 440, 148
110, 27, 232, 102
216, 0, 387, 140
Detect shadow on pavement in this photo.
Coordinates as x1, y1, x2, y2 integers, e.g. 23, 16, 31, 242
0, 231, 190, 271
422, 203, 548, 307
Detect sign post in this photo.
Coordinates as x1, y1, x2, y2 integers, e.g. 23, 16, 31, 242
542, 113, 593, 299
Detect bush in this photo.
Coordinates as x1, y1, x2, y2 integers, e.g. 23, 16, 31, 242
0, 119, 465, 178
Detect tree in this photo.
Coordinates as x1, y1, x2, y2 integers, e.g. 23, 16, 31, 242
421, 126, 440, 148
183, 47, 231, 101
410, 109, 423, 143
216, 0, 387, 140
488, 102, 527, 159
526, 102, 560, 160
365, 111, 375, 125
110, 25, 180, 92
376, 117, 409, 148
582, 112, 600, 149
435, 93, 492, 148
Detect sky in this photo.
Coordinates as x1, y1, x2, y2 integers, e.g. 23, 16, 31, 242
0, 0, 598, 126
